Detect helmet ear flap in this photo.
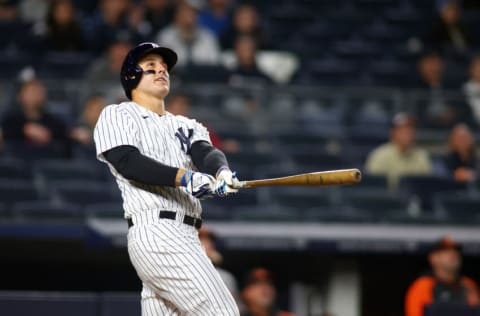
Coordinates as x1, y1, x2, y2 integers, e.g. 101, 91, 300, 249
121, 52, 144, 100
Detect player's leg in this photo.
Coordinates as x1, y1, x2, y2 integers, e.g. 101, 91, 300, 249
141, 282, 181, 316
129, 221, 239, 316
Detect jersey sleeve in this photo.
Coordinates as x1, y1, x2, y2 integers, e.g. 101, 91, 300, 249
93, 105, 139, 162
189, 118, 212, 145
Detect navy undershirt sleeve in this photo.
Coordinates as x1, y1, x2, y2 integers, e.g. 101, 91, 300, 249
190, 141, 229, 176
103, 145, 178, 187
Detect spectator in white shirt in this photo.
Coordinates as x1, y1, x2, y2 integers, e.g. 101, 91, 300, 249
156, 1, 221, 67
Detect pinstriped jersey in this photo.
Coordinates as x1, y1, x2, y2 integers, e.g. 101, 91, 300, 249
93, 101, 211, 219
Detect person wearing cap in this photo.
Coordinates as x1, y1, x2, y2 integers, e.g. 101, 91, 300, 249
241, 268, 295, 316
365, 113, 432, 191
93, 42, 241, 315
405, 237, 479, 316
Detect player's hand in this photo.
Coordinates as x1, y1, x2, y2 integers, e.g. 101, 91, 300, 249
179, 170, 215, 199
214, 167, 241, 197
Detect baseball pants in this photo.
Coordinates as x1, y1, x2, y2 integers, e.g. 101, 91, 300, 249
127, 211, 239, 316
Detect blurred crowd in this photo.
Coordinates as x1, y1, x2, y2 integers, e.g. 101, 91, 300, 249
0, 0, 479, 195
0, 0, 478, 188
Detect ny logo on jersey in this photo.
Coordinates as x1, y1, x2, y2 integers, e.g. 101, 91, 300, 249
175, 127, 194, 153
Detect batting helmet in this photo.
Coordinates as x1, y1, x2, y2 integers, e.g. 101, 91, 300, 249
120, 42, 177, 100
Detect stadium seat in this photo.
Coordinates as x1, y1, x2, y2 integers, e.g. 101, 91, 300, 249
290, 150, 350, 170
178, 65, 230, 83
399, 176, 459, 211
51, 180, 121, 207
0, 202, 8, 220
359, 174, 388, 190
341, 188, 409, 221
0, 180, 39, 205
3, 141, 70, 161
227, 151, 279, 167
270, 187, 333, 210
38, 52, 92, 79
0, 292, 98, 316
303, 207, 375, 223
35, 160, 106, 182
200, 201, 233, 220
232, 205, 299, 222
436, 193, 480, 224
100, 293, 141, 316
13, 201, 83, 222
0, 159, 32, 180
84, 202, 124, 219
308, 58, 360, 85
346, 124, 389, 147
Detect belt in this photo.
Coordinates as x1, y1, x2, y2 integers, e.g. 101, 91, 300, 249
127, 211, 202, 229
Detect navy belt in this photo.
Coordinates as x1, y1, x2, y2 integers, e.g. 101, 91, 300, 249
127, 211, 202, 229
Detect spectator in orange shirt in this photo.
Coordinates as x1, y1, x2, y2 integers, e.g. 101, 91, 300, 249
405, 236, 479, 316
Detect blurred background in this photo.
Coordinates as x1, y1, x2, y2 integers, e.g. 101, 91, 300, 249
1, 0, 480, 315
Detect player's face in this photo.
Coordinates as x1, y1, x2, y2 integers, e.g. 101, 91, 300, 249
136, 54, 170, 99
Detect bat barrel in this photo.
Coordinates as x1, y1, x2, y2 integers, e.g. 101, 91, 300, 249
241, 168, 362, 188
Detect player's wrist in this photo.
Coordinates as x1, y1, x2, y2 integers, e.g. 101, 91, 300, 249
176, 168, 190, 187
216, 166, 231, 178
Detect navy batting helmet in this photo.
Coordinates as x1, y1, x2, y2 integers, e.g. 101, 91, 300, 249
120, 42, 177, 100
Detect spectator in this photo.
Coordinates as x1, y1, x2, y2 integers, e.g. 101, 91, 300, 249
427, 0, 471, 52
365, 113, 432, 191
229, 35, 272, 87
416, 52, 460, 128
156, 2, 221, 67
83, 0, 137, 53
43, 0, 85, 52
70, 94, 105, 146
82, 39, 132, 103
444, 123, 476, 184
241, 268, 295, 316
167, 93, 240, 152
405, 236, 479, 316
0, 0, 18, 21
198, 0, 231, 37
198, 227, 241, 307
221, 4, 265, 49
0, 78, 68, 157
463, 55, 480, 125
139, 0, 175, 39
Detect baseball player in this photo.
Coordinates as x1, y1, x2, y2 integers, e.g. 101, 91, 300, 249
93, 42, 240, 315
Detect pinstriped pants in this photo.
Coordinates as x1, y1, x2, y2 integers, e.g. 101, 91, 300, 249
127, 212, 239, 316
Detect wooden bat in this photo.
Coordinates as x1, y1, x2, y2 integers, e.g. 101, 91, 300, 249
238, 168, 362, 188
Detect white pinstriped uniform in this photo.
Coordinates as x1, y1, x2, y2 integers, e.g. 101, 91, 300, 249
94, 101, 239, 316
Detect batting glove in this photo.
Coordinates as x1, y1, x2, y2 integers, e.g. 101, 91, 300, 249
214, 167, 241, 197
179, 170, 215, 199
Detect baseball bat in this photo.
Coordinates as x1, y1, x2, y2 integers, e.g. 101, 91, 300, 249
238, 168, 362, 188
